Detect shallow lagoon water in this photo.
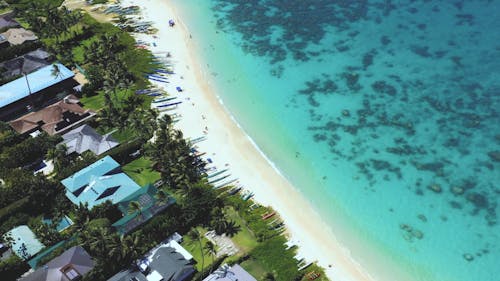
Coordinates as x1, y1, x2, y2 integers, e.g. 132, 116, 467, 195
171, 1, 500, 280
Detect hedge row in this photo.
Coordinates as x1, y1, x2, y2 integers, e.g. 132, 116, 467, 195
0, 41, 42, 62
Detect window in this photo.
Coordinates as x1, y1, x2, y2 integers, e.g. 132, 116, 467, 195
61, 265, 81, 281
65, 268, 80, 279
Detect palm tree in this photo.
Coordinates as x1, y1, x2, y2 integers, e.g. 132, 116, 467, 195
80, 227, 117, 259
154, 189, 169, 205
51, 63, 62, 80
128, 201, 143, 221
21, 66, 34, 111
210, 207, 226, 235
46, 144, 68, 173
223, 220, 240, 237
203, 241, 217, 274
120, 234, 143, 263
188, 228, 204, 278
263, 272, 276, 281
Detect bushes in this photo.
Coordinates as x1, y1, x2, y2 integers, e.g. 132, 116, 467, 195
0, 41, 42, 62
105, 139, 142, 165
0, 211, 30, 235
0, 132, 60, 170
0, 255, 30, 281
0, 197, 29, 226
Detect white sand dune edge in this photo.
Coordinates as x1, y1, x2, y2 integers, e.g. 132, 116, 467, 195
121, 0, 385, 280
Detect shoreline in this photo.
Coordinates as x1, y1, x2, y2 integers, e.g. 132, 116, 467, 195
124, 0, 406, 280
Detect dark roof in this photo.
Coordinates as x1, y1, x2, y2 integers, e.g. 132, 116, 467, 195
0, 49, 53, 79
20, 246, 94, 281
203, 264, 257, 281
108, 246, 195, 281
0, 13, 19, 29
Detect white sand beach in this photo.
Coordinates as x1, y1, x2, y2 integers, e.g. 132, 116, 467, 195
122, 0, 388, 280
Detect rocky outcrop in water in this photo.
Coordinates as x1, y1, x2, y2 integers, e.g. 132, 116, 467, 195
400, 223, 424, 242
487, 151, 500, 162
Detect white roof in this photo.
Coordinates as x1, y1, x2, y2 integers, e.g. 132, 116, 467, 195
147, 270, 163, 281
166, 240, 193, 261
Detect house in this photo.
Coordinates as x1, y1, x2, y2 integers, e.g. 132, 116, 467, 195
1, 27, 37, 45
3, 225, 44, 260
203, 264, 257, 281
61, 156, 142, 209
0, 12, 19, 31
0, 49, 53, 79
19, 246, 94, 281
0, 33, 7, 48
112, 184, 175, 235
61, 124, 119, 156
0, 63, 78, 121
107, 241, 195, 281
9, 95, 96, 135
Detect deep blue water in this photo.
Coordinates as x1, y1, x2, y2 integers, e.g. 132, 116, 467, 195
172, 1, 500, 280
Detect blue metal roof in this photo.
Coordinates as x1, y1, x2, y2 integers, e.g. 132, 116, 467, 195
61, 156, 141, 209
0, 63, 74, 108
61, 155, 120, 192
4, 225, 44, 260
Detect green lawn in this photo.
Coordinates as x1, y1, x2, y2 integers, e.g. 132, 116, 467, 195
0, 7, 12, 15
111, 128, 136, 143
80, 92, 105, 110
80, 89, 152, 112
122, 157, 160, 187
225, 207, 259, 253
240, 258, 268, 280
181, 228, 215, 272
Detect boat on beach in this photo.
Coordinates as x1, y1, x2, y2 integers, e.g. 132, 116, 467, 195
156, 101, 182, 108
240, 190, 254, 201
208, 174, 231, 184
152, 97, 176, 103
188, 136, 207, 145
147, 92, 163, 97
214, 178, 238, 189
206, 168, 229, 178
227, 186, 242, 195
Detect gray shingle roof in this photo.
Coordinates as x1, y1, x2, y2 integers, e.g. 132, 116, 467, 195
203, 264, 257, 281
61, 124, 119, 155
108, 246, 195, 281
20, 246, 94, 281
0, 49, 52, 79
0, 13, 19, 29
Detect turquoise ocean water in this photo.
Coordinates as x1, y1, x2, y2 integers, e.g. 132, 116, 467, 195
170, 1, 500, 280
